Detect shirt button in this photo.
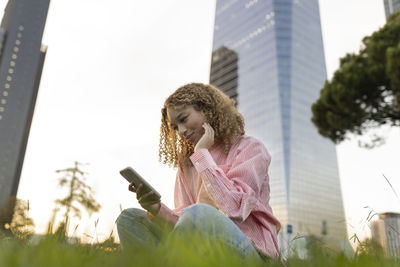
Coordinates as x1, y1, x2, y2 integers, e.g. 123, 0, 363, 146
207, 183, 211, 187
195, 162, 199, 166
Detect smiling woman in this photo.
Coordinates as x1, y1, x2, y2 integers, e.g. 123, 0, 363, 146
116, 83, 281, 260
166, 105, 206, 145
160, 83, 245, 168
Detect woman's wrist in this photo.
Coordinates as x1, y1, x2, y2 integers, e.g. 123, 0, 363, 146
146, 210, 155, 220
147, 202, 161, 217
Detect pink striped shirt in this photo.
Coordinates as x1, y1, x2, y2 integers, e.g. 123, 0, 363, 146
156, 135, 281, 257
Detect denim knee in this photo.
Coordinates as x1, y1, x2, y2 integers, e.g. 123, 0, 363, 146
116, 208, 147, 228
182, 203, 217, 218
174, 204, 257, 258
117, 208, 163, 250
181, 203, 219, 218
175, 204, 222, 232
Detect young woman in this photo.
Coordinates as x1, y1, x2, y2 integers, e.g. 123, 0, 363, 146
117, 83, 281, 259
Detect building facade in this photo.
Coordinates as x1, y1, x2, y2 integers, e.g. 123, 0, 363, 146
0, 0, 50, 221
371, 212, 400, 258
210, 0, 349, 253
210, 46, 239, 106
383, 0, 400, 20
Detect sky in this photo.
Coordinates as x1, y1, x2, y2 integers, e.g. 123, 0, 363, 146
1, 0, 398, 246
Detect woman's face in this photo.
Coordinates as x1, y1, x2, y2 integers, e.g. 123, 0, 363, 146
167, 105, 206, 144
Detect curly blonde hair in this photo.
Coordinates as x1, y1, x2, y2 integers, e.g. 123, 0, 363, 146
159, 83, 245, 168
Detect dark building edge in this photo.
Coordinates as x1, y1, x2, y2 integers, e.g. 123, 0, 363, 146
7, 47, 47, 223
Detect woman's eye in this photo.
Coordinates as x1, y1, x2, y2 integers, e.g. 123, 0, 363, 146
180, 117, 187, 123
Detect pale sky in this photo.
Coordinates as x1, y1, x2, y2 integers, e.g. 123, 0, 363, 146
2, 0, 398, 246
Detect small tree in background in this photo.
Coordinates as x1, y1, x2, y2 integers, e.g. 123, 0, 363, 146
311, 12, 400, 148
52, 161, 101, 237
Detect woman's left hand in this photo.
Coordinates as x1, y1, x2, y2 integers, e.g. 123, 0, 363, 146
194, 123, 215, 152
129, 183, 161, 215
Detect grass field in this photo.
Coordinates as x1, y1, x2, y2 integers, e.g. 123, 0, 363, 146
0, 232, 398, 267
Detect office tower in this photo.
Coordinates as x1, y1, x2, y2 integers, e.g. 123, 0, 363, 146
210, 46, 239, 106
0, 0, 50, 222
371, 212, 400, 258
383, 0, 400, 20
210, 0, 349, 252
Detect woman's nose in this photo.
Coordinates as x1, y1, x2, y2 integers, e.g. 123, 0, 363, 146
178, 124, 187, 136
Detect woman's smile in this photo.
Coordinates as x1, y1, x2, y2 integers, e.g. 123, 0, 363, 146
186, 132, 194, 142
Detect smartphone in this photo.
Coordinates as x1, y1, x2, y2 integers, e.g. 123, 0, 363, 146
119, 167, 161, 202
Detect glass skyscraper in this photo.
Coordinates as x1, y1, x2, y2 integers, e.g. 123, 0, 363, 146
383, 0, 400, 20
0, 0, 50, 221
210, 0, 348, 251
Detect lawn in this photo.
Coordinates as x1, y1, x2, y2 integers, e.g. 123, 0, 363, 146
0, 233, 398, 267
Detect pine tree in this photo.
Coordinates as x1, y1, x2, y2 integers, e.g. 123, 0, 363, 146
53, 161, 101, 236
311, 12, 400, 148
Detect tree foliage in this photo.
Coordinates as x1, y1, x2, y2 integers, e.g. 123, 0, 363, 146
311, 12, 400, 147
53, 161, 101, 236
8, 199, 35, 239
0, 197, 35, 240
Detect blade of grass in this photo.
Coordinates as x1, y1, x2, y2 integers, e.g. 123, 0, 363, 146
382, 173, 400, 204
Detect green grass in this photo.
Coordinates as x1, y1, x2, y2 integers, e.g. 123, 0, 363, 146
0, 233, 399, 267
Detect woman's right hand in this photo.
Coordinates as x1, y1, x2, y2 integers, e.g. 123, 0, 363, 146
128, 182, 161, 215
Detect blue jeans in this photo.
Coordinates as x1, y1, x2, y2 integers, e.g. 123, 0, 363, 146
116, 203, 261, 259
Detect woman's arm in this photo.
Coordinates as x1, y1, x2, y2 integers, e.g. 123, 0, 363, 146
190, 138, 270, 223
150, 168, 193, 227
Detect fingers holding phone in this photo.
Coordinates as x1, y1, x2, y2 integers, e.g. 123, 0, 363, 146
120, 167, 162, 215
132, 183, 161, 215
128, 182, 136, 193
